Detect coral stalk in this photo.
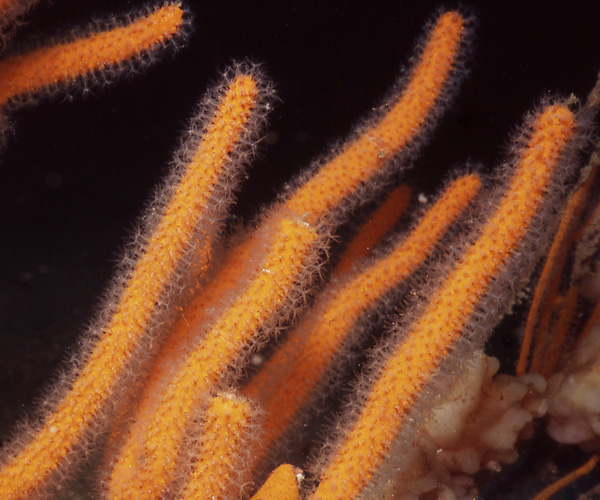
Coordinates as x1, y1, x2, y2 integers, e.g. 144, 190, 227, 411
0, 69, 261, 500
283, 11, 467, 225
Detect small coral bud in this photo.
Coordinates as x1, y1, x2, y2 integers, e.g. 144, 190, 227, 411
251, 464, 302, 500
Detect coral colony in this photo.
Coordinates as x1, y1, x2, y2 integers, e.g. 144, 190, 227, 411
1, 1, 600, 499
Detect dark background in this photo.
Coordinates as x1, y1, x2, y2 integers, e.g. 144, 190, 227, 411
1, 0, 600, 498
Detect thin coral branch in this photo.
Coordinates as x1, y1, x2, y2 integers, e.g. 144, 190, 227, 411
332, 184, 411, 276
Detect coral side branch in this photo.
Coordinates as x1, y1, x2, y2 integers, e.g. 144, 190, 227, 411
0, 3, 186, 109
4, 1, 600, 498
0, 71, 263, 500
310, 104, 578, 500
251, 464, 302, 500
283, 11, 468, 226
182, 394, 255, 499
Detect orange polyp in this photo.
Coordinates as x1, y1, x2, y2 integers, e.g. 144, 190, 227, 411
0, 73, 259, 500
99, 221, 276, 473
311, 104, 576, 500
284, 11, 465, 225
102, 17, 467, 494
2, 0, 593, 496
0, 4, 184, 107
101, 13, 468, 495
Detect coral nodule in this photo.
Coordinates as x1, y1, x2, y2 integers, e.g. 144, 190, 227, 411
2, 2, 600, 500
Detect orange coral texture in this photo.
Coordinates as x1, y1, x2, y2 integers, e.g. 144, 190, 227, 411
0, 6, 472, 499
0, 70, 257, 500
0, 4, 183, 107
104, 9, 469, 497
285, 11, 465, 224
311, 104, 576, 500
5, 3, 583, 499
243, 174, 481, 467
182, 395, 254, 500
106, 217, 318, 499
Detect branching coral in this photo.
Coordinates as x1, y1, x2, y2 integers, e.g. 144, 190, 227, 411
2, 2, 600, 500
